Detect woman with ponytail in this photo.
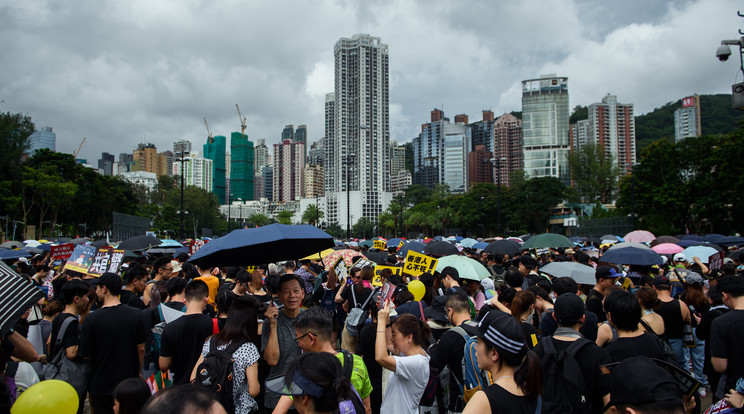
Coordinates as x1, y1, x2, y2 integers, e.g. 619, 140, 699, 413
375, 300, 431, 413
463, 311, 542, 414
265, 352, 363, 414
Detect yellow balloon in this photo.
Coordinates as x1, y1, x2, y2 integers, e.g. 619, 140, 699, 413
408, 280, 426, 302
12, 380, 79, 414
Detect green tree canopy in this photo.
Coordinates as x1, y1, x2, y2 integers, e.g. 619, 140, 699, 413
567, 143, 621, 204
301, 204, 324, 226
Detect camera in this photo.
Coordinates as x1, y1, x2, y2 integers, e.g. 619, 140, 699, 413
716, 44, 732, 62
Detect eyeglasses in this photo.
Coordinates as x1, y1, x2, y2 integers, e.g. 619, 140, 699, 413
162, 267, 174, 271
294, 332, 315, 342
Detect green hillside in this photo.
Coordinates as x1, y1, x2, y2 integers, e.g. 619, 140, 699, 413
635, 94, 744, 155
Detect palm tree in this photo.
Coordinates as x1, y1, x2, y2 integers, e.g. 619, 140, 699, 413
301, 204, 324, 226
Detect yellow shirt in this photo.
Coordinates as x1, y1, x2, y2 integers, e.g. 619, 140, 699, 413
194, 275, 220, 305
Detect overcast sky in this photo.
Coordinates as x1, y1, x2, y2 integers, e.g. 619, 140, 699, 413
1, 0, 742, 163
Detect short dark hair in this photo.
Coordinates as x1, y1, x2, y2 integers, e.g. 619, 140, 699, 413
141, 384, 221, 414
505, 268, 524, 288
552, 277, 578, 296
61, 280, 91, 305
113, 378, 151, 414
614, 401, 685, 414
445, 294, 470, 314
235, 269, 251, 285
279, 274, 305, 292
718, 274, 744, 297
604, 289, 641, 332
185, 280, 209, 302
165, 277, 187, 298
295, 307, 333, 340
153, 257, 171, 272
393, 289, 414, 306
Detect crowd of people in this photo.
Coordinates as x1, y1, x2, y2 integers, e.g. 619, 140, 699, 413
2, 240, 744, 414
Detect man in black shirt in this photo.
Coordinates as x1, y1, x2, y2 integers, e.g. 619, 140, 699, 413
438, 266, 468, 298
120, 267, 147, 310
534, 293, 611, 412
711, 275, 744, 399
602, 289, 664, 362
429, 294, 479, 412
586, 265, 620, 323
79, 272, 145, 414
540, 277, 599, 341
143, 277, 188, 378
159, 280, 212, 384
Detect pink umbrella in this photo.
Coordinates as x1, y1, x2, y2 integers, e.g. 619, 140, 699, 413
651, 243, 684, 255
624, 230, 656, 244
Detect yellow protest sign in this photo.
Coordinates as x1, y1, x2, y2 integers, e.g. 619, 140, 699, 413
246, 266, 256, 273
372, 265, 402, 286
402, 250, 438, 279
399, 240, 405, 248
373, 240, 387, 250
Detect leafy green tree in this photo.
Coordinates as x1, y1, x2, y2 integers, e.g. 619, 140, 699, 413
325, 222, 344, 239
247, 213, 271, 227
165, 186, 221, 238
567, 143, 621, 204
511, 177, 566, 234
352, 217, 375, 239
376, 211, 396, 237
0, 112, 34, 184
276, 210, 294, 225
301, 204, 324, 226
569, 105, 588, 124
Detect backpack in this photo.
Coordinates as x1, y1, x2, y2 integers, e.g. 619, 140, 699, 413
150, 304, 186, 358
540, 337, 592, 414
337, 350, 366, 414
345, 287, 377, 336
320, 283, 337, 315
487, 266, 505, 289
3, 361, 18, 405
451, 323, 493, 403
194, 337, 246, 414
639, 320, 678, 367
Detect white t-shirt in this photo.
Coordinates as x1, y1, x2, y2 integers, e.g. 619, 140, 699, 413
380, 353, 430, 414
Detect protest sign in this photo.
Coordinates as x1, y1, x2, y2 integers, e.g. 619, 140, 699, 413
334, 256, 348, 281
190, 239, 207, 255
87, 248, 126, 277
378, 281, 397, 309
64, 245, 96, 274
50, 243, 75, 261
402, 250, 438, 279
353, 259, 375, 269
246, 266, 256, 273
372, 265, 402, 286
373, 240, 386, 250
708, 251, 725, 270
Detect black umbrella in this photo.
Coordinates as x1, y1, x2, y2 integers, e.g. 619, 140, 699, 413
70, 237, 89, 245
398, 242, 426, 257
364, 251, 389, 265
0, 262, 45, 336
188, 224, 334, 267
650, 235, 680, 247
483, 240, 521, 256
117, 235, 161, 251
423, 240, 459, 257
728, 249, 744, 261
90, 240, 112, 248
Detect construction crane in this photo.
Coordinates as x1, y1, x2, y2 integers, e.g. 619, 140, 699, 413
73, 137, 86, 158
204, 118, 213, 142
236, 104, 247, 138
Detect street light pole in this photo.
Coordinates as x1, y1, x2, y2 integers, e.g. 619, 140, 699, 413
227, 193, 232, 233
177, 151, 190, 240
488, 157, 507, 236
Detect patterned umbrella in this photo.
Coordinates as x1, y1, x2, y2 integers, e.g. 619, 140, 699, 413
322, 249, 365, 270
0, 261, 45, 336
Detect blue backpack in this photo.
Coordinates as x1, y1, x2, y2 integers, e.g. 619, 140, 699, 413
451, 322, 493, 403
320, 283, 337, 315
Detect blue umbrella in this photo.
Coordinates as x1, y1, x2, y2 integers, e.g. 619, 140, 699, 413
460, 238, 478, 248
677, 239, 702, 248
188, 224, 334, 267
703, 234, 725, 243
716, 236, 744, 247
681, 235, 703, 242
158, 239, 184, 247
398, 241, 426, 256
472, 242, 489, 250
455, 236, 464, 242
600, 246, 663, 266
387, 238, 405, 248
681, 245, 720, 263
0, 250, 32, 260
433, 236, 444, 241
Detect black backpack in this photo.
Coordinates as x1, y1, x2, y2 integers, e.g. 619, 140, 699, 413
194, 337, 245, 413
639, 320, 678, 367
540, 337, 592, 414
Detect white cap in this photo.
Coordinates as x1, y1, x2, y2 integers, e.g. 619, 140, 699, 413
673, 253, 687, 262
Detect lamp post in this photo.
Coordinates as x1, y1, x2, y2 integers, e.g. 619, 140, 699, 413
176, 151, 191, 240
315, 194, 319, 228
236, 197, 243, 229
227, 193, 232, 233
487, 157, 507, 236
343, 154, 355, 240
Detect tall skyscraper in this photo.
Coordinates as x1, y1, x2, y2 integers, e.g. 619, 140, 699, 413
522, 74, 570, 184
230, 132, 254, 201
675, 95, 702, 142
173, 151, 213, 192
254, 139, 271, 170
262, 166, 273, 200
323, 93, 335, 191
468, 145, 493, 186
132, 143, 168, 176
493, 113, 524, 187
203, 135, 227, 204
119, 153, 133, 173
412, 109, 469, 193
389, 141, 406, 178
173, 140, 192, 156
295, 125, 307, 160
282, 125, 295, 142
304, 164, 324, 198
273, 139, 305, 202
586, 94, 636, 174
98, 152, 115, 176
28, 126, 56, 154
469, 110, 496, 152
308, 138, 325, 166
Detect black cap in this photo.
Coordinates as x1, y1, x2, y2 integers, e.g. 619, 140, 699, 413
440, 266, 460, 283
717, 274, 744, 297
595, 265, 621, 281
176, 252, 189, 262
94, 272, 123, 295
652, 276, 671, 288
554, 293, 585, 326
604, 356, 681, 411
477, 310, 526, 359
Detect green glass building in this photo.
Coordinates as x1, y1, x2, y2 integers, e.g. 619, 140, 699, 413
230, 132, 254, 200
203, 135, 227, 204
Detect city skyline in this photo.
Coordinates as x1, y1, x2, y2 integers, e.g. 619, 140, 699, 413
0, 0, 740, 163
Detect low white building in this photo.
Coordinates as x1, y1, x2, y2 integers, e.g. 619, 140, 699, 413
119, 171, 158, 191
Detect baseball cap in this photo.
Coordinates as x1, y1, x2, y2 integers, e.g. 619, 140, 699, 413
477, 310, 526, 359
94, 272, 123, 295
604, 356, 682, 411
651, 276, 671, 288
673, 253, 687, 263
595, 265, 621, 280
684, 271, 704, 286
553, 293, 585, 325
265, 372, 324, 398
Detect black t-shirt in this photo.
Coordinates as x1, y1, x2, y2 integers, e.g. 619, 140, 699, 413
341, 285, 375, 310
143, 301, 187, 364
603, 332, 664, 362
482, 383, 537, 414
534, 337, 612, 413
697, 306, 728, 375
79, 304, 146, 396
160, 313, 213, 384
521, 322, 540, 349
429, 321, 480, 411
710, 309, 744, 393
49, 313, 79, 358
585, 289, 606, 322
356, 322, 382, 414
120, 289, 146, 310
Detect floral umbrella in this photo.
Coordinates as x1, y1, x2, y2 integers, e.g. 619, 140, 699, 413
322, 249, 365, 270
